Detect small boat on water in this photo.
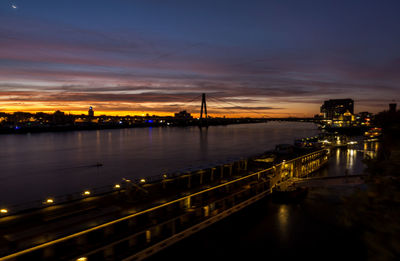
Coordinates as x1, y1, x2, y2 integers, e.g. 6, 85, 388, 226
272, 184, 308, 203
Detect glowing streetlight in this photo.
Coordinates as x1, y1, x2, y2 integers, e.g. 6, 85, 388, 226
83, 190, 91, 196
45, 198, 54, 204
114, 184, 121, 189
0, 209, 8, 214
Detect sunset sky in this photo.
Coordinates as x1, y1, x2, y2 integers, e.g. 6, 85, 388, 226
1, 0, 399, 117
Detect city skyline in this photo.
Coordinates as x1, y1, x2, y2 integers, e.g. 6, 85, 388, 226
1, 0, 400, 117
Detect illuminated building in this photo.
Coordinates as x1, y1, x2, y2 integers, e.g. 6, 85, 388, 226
358, 111, 373, 126
321, 99, 354, 119
88, 106, 94, 117
320, 99, 355, 127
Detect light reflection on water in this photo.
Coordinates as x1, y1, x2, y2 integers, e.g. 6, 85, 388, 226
278, 204, 289, 239
346, 148, 356, 169
364, 141, 380, 159
316, 139, 380, 178
335, 148, 341, 167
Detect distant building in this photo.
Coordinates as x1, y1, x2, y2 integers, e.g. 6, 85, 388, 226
320, 99, 355, 127
357, 111, 373, 126
174, 110, 193, 119
88, 106, 94, 117
389, 103, 397, 113
321, 99, 354, 119
53, 110, 66, 124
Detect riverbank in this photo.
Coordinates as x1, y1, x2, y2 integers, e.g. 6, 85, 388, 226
0, 117, 267, 134
339, 130, 400, 259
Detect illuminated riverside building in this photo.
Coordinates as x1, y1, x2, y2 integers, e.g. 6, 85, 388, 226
320, 99, 356, 127
88, 106, 94, 117
357, 112, 373, 126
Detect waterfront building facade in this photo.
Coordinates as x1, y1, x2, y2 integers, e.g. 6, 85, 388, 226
320, 99, 355, 127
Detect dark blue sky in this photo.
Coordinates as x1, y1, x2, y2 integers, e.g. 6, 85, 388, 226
1, 0, 399, 116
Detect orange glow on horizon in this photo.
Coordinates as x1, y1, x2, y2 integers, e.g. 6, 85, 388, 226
0, 109, 312, 118
0, 101, 316, 118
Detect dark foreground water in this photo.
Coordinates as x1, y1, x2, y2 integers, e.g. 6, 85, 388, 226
1, 122, 319, 205
148, 193, 366, 261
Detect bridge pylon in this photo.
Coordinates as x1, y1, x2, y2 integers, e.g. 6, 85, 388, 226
199, 93, 208, 126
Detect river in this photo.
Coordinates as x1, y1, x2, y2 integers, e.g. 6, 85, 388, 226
1, 122, 319, 206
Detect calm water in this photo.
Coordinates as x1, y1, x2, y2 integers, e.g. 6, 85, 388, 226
0, 122, 319, 205
315, 138, 380, 178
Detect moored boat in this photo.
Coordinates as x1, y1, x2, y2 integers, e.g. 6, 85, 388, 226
272, 184, 308, 203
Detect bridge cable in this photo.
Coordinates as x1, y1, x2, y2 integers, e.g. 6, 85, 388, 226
206, 95, 272, 118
